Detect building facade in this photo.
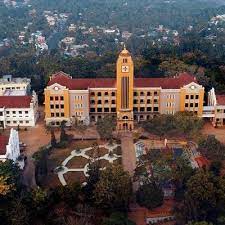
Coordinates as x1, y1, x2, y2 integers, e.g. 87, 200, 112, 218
0, 91, 39, 128
203, 88, 225, 127
44, 47, 206, 130
0, 75, 31, 96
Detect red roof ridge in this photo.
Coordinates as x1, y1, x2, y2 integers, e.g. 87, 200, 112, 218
216, 95, 225, 105
0, 96, 32, 108
48, 72, 197, 90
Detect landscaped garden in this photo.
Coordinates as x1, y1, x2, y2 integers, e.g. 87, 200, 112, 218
56, 141, 122, 186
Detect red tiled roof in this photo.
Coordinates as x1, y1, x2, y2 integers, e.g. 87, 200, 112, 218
47, 72, 197, 90
0, 96, 32, 108
0, 135, 8, 155
194, 156, 209, 168
134, 73, 196, 89
217, 95, 225, 105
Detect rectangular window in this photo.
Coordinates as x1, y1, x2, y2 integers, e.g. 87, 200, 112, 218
51, 113, 54, 117
140, 107, 145, 112
55, 105, 59, 109
195, 95, 199, 99
61, 105, 64, 109
50, 96, 54, 101
60, 96, 64, 101
190, 103, 194, 107
123, 58, 128, 63
56, 113, 60, 117
111, 108, 116, 112
50, 105, 54, 109
191, 95, 194, 99
97, 108, 102, 113
185, 103, 189, 107
25, 111, 28, 114
90, 108, 95, 112
0, 112, 3, 116
185, 95, 189, 99
61, 113, 65, 117
19, 111, 22, 114
147, 107, 151, 112
104, 108, 109, 113
55, 96, 59, 101
195, 103, 198, 108
153, 107, 159, 112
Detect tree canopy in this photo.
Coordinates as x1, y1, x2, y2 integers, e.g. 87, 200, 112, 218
93, 165, 132, 211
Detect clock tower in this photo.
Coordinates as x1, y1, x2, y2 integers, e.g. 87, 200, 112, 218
116, 46, 134, 131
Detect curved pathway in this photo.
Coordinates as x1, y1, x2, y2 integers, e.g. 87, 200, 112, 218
57, 143, 121, 186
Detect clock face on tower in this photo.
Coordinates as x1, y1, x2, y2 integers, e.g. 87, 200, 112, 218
122, 65, 129, 73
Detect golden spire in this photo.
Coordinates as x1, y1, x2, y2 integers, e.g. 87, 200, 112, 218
120, 44, 130, 55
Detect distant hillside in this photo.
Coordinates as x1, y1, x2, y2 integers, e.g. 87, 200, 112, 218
30, 0, 225, 30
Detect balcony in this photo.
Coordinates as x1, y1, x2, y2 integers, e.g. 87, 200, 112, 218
202, 106, 215, 118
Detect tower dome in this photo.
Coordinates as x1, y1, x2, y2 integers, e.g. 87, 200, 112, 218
120, 45, 131, 57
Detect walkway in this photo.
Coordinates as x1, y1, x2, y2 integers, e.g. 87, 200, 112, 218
120, 132, 136, 176
57, 143, 121, 186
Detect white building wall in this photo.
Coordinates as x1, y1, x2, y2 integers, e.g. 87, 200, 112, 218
0, 129, 20, 162
0, 91, 38, 128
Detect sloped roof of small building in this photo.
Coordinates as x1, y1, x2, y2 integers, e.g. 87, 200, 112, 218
0, 96, 32, 108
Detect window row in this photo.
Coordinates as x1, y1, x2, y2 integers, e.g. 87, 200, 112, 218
5, 111, 29, 115
90, 108, 116, 113
133, 99, 158, 104
133, 91, 159, 97
185, 103, 199, 108
166, 102, 175, 107
90, 92, 116, 97
90, 100, 116, 104
75, 112, 83, 116
3, 86, 26, 90
50, 104, 64, 109
133, 107, 159, 112
51, 112, 65, 117
167, 94, 176, 99
74, 95, 83, 100
185, 95, 199, 100
217, 109, 225, 113
50, 96, 64, 101
6, 120, 30, 124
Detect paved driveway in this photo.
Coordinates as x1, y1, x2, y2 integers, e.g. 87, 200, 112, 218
120, 132, 136, 176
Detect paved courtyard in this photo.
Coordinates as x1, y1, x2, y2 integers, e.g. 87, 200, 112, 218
202, 122, 225, 144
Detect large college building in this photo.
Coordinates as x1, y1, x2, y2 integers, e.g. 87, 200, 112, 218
44, 47, 207, 130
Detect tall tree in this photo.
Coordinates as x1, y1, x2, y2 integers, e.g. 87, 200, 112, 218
96, 115, 116, 140
136, 181, 164, 210
93, 165, 132, 211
